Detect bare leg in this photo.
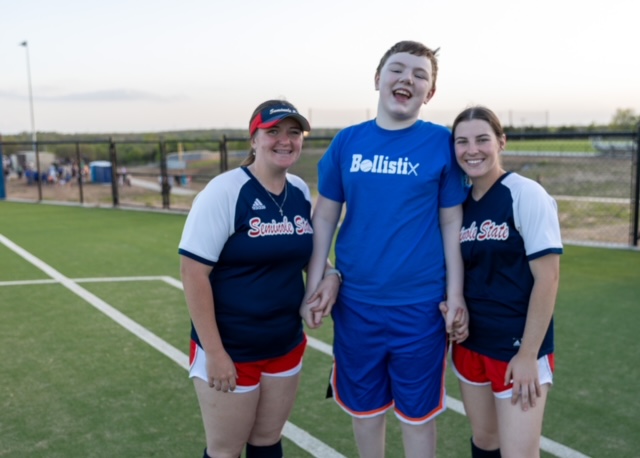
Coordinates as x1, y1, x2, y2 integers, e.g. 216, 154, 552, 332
194, 378, 259, 458
400, 420, 437, 458
352, 415, 386, 458
496, 384, 549, 458
459, 381, 500, 451
248, 372, 301, 446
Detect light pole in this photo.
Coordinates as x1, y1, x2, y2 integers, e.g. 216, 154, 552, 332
19, 41, 37, 152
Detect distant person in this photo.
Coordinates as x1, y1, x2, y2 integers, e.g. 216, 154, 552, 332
47, 164, 58, 185
300, 40, 469, 458
179, 99, 338, 458
118, 166, 130, 186
443, 105, 563, 457
81, 163, 90, 183
25, 161, 35, 185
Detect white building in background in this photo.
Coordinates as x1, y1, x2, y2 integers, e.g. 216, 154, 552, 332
15, 151, 57, 170
166, 150, 217, 169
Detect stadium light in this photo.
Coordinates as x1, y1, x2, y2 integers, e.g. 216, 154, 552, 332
19, 40, 37, 152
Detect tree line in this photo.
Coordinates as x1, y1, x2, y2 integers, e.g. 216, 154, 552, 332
1, 110, 637, 166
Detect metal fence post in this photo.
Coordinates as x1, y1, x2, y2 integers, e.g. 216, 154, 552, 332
75, 142, 84, 204
632, 123, 640, 246
35, 141, 42, 201
220, 135, 228, 174
109, 137, 119, 207
159, 139, 170, 209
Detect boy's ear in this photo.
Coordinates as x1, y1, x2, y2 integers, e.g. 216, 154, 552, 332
424, 88, 436, 104
374, 73, 380, 91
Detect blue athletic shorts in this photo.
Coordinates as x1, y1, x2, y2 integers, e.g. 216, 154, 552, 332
330, 297, 448, 424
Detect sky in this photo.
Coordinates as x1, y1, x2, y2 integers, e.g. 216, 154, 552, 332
1, 0, 638, 134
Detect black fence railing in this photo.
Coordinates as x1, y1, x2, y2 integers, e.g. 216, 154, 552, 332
1, 130, 638, 247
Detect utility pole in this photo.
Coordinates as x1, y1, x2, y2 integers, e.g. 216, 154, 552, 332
20, 41, 37, 152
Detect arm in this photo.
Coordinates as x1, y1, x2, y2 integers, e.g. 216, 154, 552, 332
506, 253, 560, 410
180, 256, 237, 392
300, 195, 342, 328
439, 205, 468, 343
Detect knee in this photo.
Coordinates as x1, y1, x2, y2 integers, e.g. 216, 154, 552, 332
472, 432, 500, 453
469, 414, 499, 450
247, 427, 283, 447
352, 415, 385, 434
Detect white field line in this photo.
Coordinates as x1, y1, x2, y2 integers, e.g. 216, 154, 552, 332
0, 235, 188, 370
128, 177, 197, 196
0, 234, 346, 458
0, 236, 590, 458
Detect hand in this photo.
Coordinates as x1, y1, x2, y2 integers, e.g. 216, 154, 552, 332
300, 274, 340, 328
206, 349, 238, 393
438, 300, 448, 320
441, 298, 469, 343
505, 351, 541, 411
300, 295, 324, 329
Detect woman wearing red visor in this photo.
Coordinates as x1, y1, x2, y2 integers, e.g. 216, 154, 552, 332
179, 100, 337, 458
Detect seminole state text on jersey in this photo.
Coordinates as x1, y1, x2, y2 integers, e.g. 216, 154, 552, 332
459, 172, 563, 361
318, 120, 468, 306
178, 167, 313, 362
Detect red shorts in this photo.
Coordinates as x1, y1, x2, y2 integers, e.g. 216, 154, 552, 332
452, 344, 554, 398
189, 336, 307, 393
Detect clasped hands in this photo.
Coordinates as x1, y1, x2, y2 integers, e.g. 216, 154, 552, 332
300, 274, 341, 328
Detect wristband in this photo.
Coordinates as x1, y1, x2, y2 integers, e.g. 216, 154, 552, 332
324, 268, 343, 283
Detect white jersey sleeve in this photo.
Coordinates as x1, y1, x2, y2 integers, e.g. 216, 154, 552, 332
505, 173, 563, 260
179, 169, 249, 264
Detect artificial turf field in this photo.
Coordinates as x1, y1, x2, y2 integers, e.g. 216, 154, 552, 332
1, 201, 638, 457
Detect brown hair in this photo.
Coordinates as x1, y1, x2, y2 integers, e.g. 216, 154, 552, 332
452, 105, 505, 139
241, 99, 302, 166
375, 41, 440, 92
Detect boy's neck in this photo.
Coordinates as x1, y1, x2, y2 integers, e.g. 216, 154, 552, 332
375, 108, 421, 131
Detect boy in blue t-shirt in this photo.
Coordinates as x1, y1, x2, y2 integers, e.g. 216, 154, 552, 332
301, 40, 469, 458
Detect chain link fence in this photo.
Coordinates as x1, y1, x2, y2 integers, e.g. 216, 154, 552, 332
1, 130, 638, 247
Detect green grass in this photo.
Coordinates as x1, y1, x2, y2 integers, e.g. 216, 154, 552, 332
504, 139, 597, 153
557, 200, 630, 229
1, 201, 639, 457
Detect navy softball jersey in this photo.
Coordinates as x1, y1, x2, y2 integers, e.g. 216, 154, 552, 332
459, 172, 563, 362
178, 167, 313, 362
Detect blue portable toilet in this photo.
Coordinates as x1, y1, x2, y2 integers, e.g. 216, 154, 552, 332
90, 161, 112, 183
0, 161, 5, 199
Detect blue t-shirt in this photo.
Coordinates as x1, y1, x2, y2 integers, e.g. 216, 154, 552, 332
318, 120, 467, 306
459, 172, 563, 361
178, 167, 313, 362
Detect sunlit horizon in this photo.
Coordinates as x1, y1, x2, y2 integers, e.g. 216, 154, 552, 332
2, 0, 638, 135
